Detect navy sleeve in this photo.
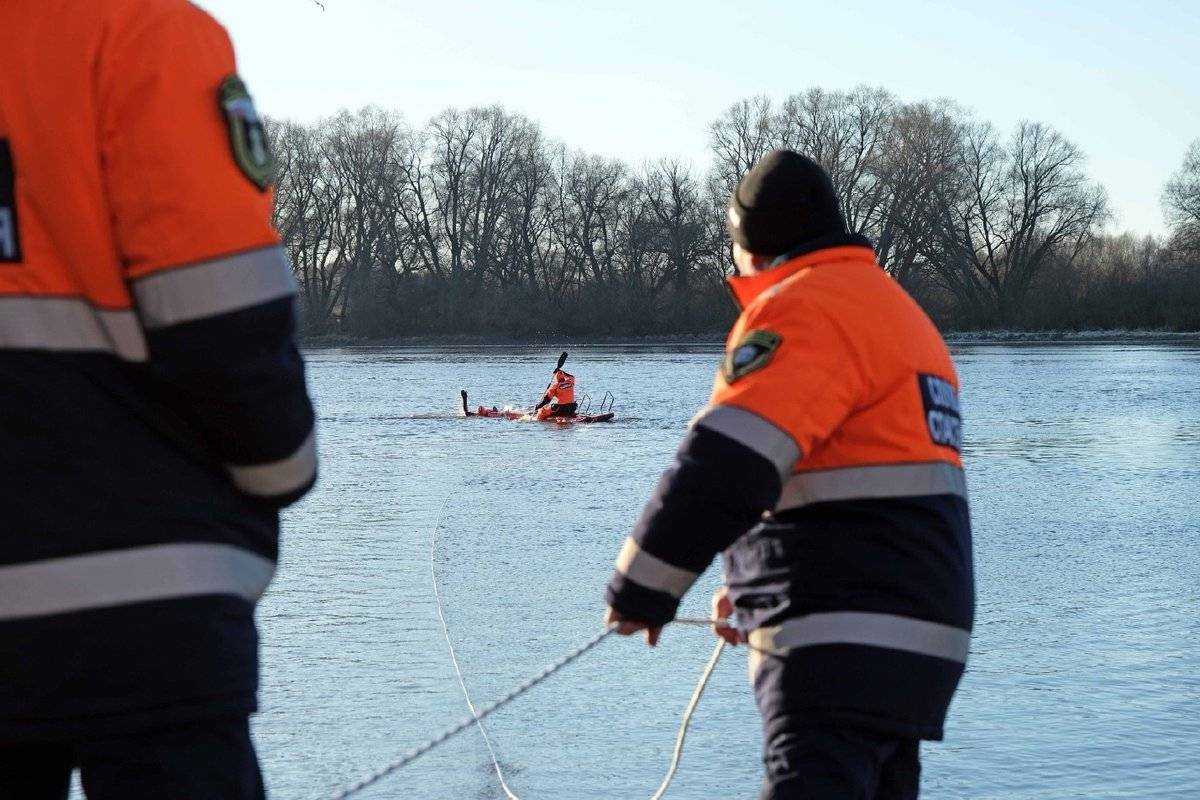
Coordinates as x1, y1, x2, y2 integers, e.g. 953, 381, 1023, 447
605, 425, 782, 625
129, 246, 318, 508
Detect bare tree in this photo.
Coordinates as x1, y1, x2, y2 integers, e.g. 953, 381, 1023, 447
1162, 140, 1200, 254
709, 96, 779, 200
870, 101, 965, 288
500, 135, 557, 305
418, 106, 547, 324
462, 107, 538, 293
640, 160, 720, 329
559, 153, 627, 288
929, 121, 1109, 325
321, 108, 412, 334
779, 86, 897, 236
269, 118, 347, 333
425, 107, 478, 292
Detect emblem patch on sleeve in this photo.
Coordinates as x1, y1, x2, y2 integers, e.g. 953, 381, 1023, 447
721, 329, 782, 384
918, 373, 962, 451
219, 76, 275, 190
0, 139, 22, 263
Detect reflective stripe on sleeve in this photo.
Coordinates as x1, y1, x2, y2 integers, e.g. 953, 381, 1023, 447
227, 428, 316, 497
0, 543, 276, 620
133, 246, 296, 329
747, 611, 971, 677
776, 462, 967, 510
0, 297, 147, 361
691, 404, 800, 478
614, 536, 698, 599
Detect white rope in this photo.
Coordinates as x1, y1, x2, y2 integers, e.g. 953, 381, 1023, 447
329, 500, 753, 800
426, 497, 741, 800
329, 625, 616, 799
674, 617, 777, 656
650, 637, 726, 800
430, 496, 522, 799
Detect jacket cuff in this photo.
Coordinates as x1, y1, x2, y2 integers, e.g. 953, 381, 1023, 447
606, 571, 680, 627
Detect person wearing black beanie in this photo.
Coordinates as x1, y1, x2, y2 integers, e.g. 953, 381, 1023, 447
605, 149, 974, 799
726, 149, 848, 255
726, 148, 876, 278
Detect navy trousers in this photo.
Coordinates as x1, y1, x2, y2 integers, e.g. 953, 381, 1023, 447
549, 402, 578, 417
0, 716, 265, 800
760, 724, 920, 800
755, 652, 922, 800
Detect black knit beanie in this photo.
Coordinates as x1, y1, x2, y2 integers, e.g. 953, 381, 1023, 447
726, 149, 847, 256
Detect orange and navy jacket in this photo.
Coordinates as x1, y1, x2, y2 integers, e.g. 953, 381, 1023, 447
543, 369, 576, 406
0, 0, 315, 739
606, 234, 973, 739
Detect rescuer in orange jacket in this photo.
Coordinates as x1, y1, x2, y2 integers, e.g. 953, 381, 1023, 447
534, 368, 578, 419
604, 151, 973, 799
0, 2, 315, 797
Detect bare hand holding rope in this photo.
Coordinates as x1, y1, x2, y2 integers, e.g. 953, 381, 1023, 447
604, 585, 746, 648
603, 606, 663, 646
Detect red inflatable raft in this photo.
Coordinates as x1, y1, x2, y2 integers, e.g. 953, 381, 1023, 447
460, 390, 615, 423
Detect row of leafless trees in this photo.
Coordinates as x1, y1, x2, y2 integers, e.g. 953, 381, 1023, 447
1014, 232, 1199, 330
270, 106, 725, 336
268, 88, 1200, 336
992, 139, 1200, 331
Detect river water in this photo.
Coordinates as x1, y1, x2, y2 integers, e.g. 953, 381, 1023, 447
225, 344, 1196, 799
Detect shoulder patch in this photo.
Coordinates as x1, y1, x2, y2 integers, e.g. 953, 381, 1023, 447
722, 329, 782, 384
918, 373, 962, 451
219, 76, 275, 191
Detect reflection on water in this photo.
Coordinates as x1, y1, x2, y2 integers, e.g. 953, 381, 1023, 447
71, 343, 1200, 799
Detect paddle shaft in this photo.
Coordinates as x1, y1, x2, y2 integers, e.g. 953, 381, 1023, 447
536, 352, 568, 407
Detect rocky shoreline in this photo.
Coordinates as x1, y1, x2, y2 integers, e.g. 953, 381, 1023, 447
299, 329, 1200, 349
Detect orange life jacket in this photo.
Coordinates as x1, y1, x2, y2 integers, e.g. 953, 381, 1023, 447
544, 369, 576, 405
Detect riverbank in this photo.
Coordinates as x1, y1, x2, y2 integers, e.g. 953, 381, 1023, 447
945, 329, 1200, 344
299, 329, 1200, 348
298, 332, 729, 348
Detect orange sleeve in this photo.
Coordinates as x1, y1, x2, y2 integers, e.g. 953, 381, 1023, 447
710, 297, 865, 460
97, 1, 279, 279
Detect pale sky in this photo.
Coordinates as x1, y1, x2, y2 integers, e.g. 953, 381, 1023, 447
195, 0, 1199, 236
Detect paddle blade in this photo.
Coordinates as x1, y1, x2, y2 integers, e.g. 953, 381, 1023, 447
556, 351, 568, 371
460, 389, 470, 416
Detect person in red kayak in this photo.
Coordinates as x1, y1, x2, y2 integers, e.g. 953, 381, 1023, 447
534, 354, 578, 419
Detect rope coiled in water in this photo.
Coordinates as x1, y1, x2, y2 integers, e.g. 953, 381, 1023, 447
329, 497, 742, 800
430, 495, 520, 800
329, 625, 617, 799
649, 637, 726, 800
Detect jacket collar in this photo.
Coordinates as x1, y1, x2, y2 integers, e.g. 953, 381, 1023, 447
726, 233, 876, 309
